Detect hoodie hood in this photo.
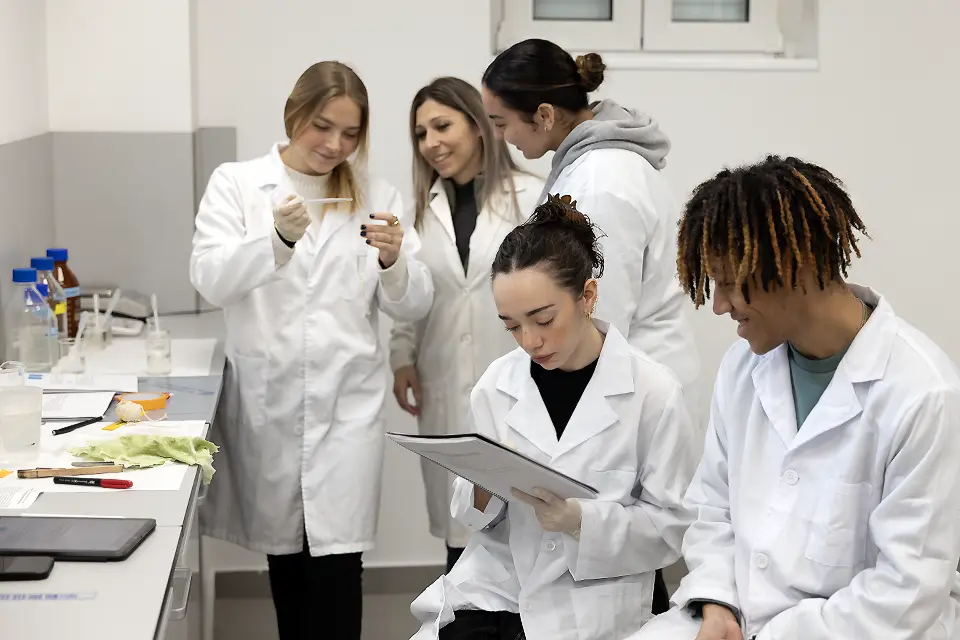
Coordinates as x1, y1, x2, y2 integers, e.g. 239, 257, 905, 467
538, 99, 671, 204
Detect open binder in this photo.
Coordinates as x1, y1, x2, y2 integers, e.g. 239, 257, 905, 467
387, 432, 598, 502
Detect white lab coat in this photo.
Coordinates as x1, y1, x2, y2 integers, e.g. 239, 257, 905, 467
542, 149, 700, 410
191, 144, 433, 556
410, 322, 701, 640
389, 171, 544, 548
633, 285, 960, 640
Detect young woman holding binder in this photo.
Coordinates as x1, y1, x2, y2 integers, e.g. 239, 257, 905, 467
408, 196, 701, 640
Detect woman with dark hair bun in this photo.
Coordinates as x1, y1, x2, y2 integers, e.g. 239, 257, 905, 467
481, 37, 700, 415
481, 36, 703, 618
408, 195, 700, 640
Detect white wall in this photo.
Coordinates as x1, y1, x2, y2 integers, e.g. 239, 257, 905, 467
46, 0, 194, 132
0, 0, 48, 144
195, 0, 960, 567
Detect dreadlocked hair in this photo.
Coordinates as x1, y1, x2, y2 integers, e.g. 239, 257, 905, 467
677, 155, 870, 308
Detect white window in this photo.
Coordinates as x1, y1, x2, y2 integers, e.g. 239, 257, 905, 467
495, 0, 811, 59
497, 0, 645, 53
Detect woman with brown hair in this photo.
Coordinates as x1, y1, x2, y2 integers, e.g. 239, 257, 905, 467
391, 76, 542, 571
190, 61, 434, 639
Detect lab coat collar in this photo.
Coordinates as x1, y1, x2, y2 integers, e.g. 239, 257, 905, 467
428, 174, 531, 283
752, 284, 895, 450
253, 142, 290, 189
497, 321, 635, 459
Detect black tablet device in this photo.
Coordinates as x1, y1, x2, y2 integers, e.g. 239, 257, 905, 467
0, 516, 156, 561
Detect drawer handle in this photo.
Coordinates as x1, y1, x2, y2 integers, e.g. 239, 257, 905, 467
167, 567, 192, 621
197, 478, 209, 505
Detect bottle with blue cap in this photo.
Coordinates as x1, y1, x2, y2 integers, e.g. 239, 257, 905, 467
3, 268, 58, 372
31, 256, 67, 338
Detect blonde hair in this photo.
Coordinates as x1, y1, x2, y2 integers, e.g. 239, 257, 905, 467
409, 76, 526, 229
284, 61, 368, 213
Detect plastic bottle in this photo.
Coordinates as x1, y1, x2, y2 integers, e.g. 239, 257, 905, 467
31, 256, 67, 338
46, 248, 80, 338
3, 269, 57, 372
35, 283, 59, 365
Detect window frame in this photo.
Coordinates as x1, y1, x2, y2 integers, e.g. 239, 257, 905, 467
496, 0, 644, 53
495, 0, 786, 56
642, 0, 783, 54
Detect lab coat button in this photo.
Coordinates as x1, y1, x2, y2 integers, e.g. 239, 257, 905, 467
461, 334, 472, 344
545, 540, 557, 552
524, 603, 533, 612
783, 470, 799, 485
756, 553, 769, 569
294, 425, 304, 436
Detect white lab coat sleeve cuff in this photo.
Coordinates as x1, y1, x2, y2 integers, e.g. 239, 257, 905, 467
378, 252, 410, 299
390, 349, 416, 371
389, 320, 418, 371
271, 230, 296, 267
451, 478, 505, 531
376, 252, 434, 323
670, 578, 740, 614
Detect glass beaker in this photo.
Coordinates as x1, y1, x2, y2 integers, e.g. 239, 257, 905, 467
145, 319, 172, 375
0, 361, 26, 387
0, 361, 41, 465
57, 337, 86, 373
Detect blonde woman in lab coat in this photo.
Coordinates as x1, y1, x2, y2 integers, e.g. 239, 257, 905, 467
409, 196, 701, 640
635, 156, 960, 640
190, 61, 433, 640
482, 36, 701, 614
391, 77, 543, 571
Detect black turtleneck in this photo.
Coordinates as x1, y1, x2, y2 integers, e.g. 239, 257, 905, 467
530, 358, 599, 439
442, 178, 484, 272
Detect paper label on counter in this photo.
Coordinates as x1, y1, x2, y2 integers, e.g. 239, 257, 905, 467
0, 592, 97, 601
0, 488, 41, 509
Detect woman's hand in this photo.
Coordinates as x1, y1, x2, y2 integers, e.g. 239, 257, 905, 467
392, 365, 421, 416
510, 487, 583, 538
697, 604, 743, 640
361, 212, 404, 268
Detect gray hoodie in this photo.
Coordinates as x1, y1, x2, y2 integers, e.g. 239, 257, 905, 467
537, 99, 671, 204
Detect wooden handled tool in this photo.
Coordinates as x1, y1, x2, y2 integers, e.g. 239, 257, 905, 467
17, 464, 124, 479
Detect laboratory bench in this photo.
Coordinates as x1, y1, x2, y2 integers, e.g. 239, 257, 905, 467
0, 311, 226, 640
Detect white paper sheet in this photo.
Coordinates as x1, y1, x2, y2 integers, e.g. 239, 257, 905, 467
0, 420, 208, 493
41, 392, 115, 420
0, 488, 41, 509
26, 373, 138, 393
387, 433, 599, 502
83, 338, 217, 377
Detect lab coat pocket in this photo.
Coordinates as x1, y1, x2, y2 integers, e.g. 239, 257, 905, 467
226, 351, 268, 428
804, 480, 872, 567
571, 575, 652, 640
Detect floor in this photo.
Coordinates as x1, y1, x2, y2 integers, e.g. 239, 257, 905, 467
215, 593, 420, 640
212, 562, 686, 639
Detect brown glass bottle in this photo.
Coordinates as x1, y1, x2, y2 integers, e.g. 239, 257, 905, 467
46, 248, 80, 338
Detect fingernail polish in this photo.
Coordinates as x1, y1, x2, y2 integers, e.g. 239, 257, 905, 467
360, 224, 366, 230
365, 239, 371, 244
360, 231, 366, 237
369, 214, 374, 219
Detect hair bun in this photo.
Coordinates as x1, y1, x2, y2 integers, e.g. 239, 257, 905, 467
526, 194, 605, 278
575, 53, 606, 92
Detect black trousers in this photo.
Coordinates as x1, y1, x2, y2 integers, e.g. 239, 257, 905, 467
440, 546, 671, 637
266, 542, 363, 640
447, 545, 465, 572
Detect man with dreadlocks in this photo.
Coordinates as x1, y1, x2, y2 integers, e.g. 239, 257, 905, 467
633, 155, 960, 640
